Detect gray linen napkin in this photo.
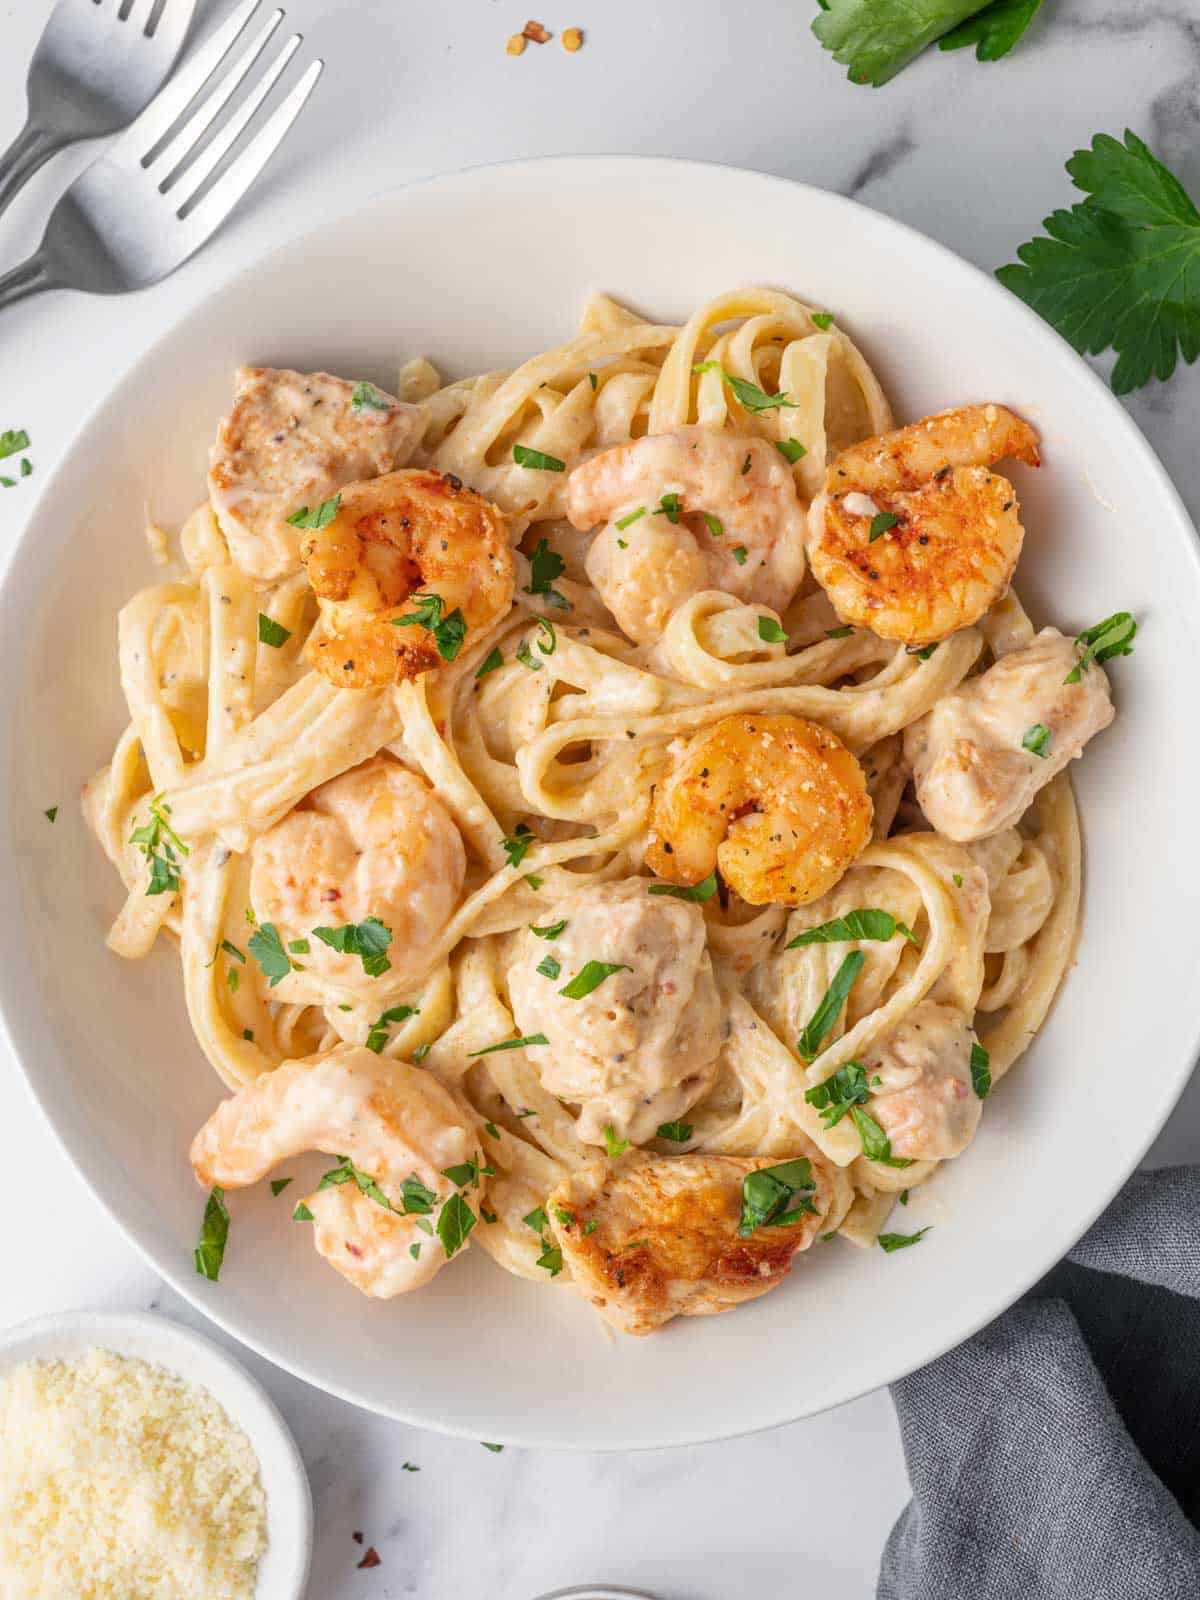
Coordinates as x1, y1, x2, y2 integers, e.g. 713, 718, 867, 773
880, 1165, 1200, 1598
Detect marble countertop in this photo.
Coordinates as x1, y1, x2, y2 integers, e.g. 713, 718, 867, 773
2, 1, 1199, 1595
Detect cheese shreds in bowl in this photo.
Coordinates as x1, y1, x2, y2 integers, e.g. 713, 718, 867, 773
0, 1346, 267, 1600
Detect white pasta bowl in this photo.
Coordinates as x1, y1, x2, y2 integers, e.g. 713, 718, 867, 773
1, 157, 1198, 1450
0, 1311, 312, 1599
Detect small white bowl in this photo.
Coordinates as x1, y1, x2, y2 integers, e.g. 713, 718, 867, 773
0, 1310, 312, 1600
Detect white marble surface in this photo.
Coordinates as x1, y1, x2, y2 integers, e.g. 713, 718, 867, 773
2, 1, 1199, 1595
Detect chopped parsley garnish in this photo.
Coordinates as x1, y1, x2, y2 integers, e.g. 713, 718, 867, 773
971, 1040, 992, 1099
826, 625, 854, 639
741, 453, 752, 476
776, 438, 807, 463
484, 1122, 500, 1139
292, 1201, 314, 1222
616, 506, 647, 531
20, 459, 31, 478
536, 953, 561, 980
525, 874, 544, 891
219, 939, 245, 964
530, 919, 567, 940
879, 1228, 931, 1252
523, 538, 569, 609
583, 1218, 597, 1235
757, 616, 788, 644
0, 429, 30, 460
560, 961, 631, 999
227, 967, 240, 994
437, 1192, 477, 1257
286, 493, 341, 529
656, 1120, 693, 1141
351, 381, 392, 411
365, 1003, 418, 1055
998, 130, 1200, 394
869, 511, 900, 541
554, 1206, 575, 1227
442, 1157, 493, 1190
523, 1207, 549, 1234
270, 1178, 292, 1196
738, 1159, 817, 1236
312, 917, 393, 977
469, 1033, 550, 1055
797, 951, 865, 1059
481, 1441, 504, 1452
513, 443, 566, 472
603, 1125, 629, 1158
648, 872, 718, 902
909, 643, 938, 661
409, 1243, 421, 1260
537, 1240, 565, 1276
786, 908, 918, 949
534, 616, 556, 655
588, 371, 598, 391
811, 312, 836, 330
1022, 723, 1052, 758
1063, 611, 1137, 684
805, 1061, 871, 1128
501, 824, 533, 869
692, 361, 797, 414
392, 592, 468, 661
851, 1105, 913, 1168
952, 873, 964, 888
257, 613, 291, 648
480, 1206, 498, 1224
475, 646, 504, 679
731, 545, 748, 565
130, 793, 188, 897
656, 492, 683, 524
516, 638, 542, 672
193, 1187, 230, 1281
899, 1189, 910, 1205
317, 1155, 399, 1213
44, 806, 57, 823
697, 512, 723, 540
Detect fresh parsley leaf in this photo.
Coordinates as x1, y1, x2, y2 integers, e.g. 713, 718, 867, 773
20, 459, 31, 478
351, 381, 392, 411
758, 616, 789, 644
869, 511, 900, 541
693, 362, 797, 413
193, 1187, 230, 1281
227, 967, 240, 994
952, 873, 964, 888
899, 1188, 910, 1205
513, 443, 566, 472
702, 511, 724, 538
656, 492, 683, 524
501, 824, 533, 870
288, 938, 310, 955
797, 951, 865, 1059
811, 312, 836, 330
851, 1105, 913, 1168
270, 1178, 293, 1196
443, 1159, 489, 1189
656, 1120, 693, 1142
805, 1061, 871, 1128
257, 613, 292, 648
286, 493, 341, 528
648, 872, 718, 902
939, 0, 1043, 62
560, 961, 631, 999
530, 919, 567, 939
475, 646, 504, 679
516, 638, 542, 672
615, 506, 647, 531
588, 371, 598, 391
437, 1192, 477, 1257
0, 429, 30, 460
311, 918, 393, 977
536, 953, 561, 979
292, 1201, 315, 1222
879, 1227, 931, 1252
997, 131, 1200, 394
534, 617, 556, 655
1022, 722, 1052, 757
44, 806, 57, 823
1063, 611, 1137, 683
524, 874, 544, 891
481, 1441, 504, 1452
523, 1206, 549, 1234
731, 545, 749, 565
738, 1159, 816, 1236
909, 643, 938, 661
786, 909, 917, 949
130, 792, 189, 897
826, 625, 854, 639
392, 592, 468, 662
971, 1040, 992, 1099
469, 1033, 550, 1055
0, 477, 15, 489
400, 1174, 438, 1214
537, 1240, 564, 1276
365, 1003, 418, 1054
813, 0, 995, 87
603, 1124, 629, 1157
776, 438, 807, 463
523, 538, 569, 609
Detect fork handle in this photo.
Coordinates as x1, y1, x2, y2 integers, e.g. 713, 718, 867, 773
0, 121, 61, 221
0, 251, 56, 313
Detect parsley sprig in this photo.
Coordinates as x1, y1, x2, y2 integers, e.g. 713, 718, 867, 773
813, 0, 1041, 87
738, 1159, 817, 1236
130, 793, 188, 896
312, 917, 393, 977
392, 593, 468, 662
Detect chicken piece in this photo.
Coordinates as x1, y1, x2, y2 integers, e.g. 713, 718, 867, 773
905, 627, 1114, 842
208, 367, 425, 581
548, 1151, 836, 1335
506, 879, 721, 1147
861, 1001, 982, 1163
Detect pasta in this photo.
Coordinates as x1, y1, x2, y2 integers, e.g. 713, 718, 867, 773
85, 288, 1120, 1337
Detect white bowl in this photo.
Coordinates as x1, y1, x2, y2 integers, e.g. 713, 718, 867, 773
2, 157, 1198, 1450
0, 1312, 312, 1598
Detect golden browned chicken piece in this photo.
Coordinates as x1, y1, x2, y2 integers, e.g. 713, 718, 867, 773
808, 405, 1040, 647
547, 1151, 837, 1335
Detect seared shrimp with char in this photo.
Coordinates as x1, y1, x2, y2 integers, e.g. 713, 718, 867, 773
808, 405, 1040, 646
208, 367, 424, 581
301, 469, 515, 688
646, 713, 872, 907
566, 426, 807, 644
191, 1048, 482, 1298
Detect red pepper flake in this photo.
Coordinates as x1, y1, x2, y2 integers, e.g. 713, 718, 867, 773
358, 1546, 382, 1569
523, 20, 551, 42
352, 1531, 364, 1544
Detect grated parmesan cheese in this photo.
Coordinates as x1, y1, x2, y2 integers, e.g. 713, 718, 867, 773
0, 1346, 267, 1600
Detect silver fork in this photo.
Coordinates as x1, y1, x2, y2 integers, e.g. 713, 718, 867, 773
0, 0, 322, 313
0, 0, 198, 220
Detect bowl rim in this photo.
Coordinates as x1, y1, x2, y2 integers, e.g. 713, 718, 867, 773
3, 153, 1198, 1449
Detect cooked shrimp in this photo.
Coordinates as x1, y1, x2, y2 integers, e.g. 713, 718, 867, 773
566, 427, 807, 643
190, 1048, 482, 1298
548, 1150, 836, 1335
860, 1001, 982, 1163
301, 469, 515, 688
906, 627, 1114, 841
506, 878, 722, 1147
646, 713, 872, 907
208, 367, 424, 581
808, 405, 1040, 646
249, 756, 465, 996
